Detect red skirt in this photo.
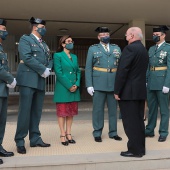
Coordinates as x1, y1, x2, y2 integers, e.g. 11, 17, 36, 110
56, 102, 78, 117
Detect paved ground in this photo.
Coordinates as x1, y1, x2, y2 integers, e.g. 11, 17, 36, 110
0, 95, 169, 170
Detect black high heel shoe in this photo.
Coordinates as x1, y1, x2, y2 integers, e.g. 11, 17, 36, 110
60, 136, 69, 146
66, 134, 76, 144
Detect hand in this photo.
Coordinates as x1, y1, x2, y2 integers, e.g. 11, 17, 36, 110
162, 86, 169, 93
7, 78, 17, 88
87, 87, 94, 96
69, 85, 77, 92
114, 94, 120, 100
41, 68, 51, 78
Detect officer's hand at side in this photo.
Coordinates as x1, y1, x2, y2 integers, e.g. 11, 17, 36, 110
114, 94, 120, 100
7, 78, 17, 88
87, 87, 94, 96
41, 68, 51, 78
162, 86, 169, 93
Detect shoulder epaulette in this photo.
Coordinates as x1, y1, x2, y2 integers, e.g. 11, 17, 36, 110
90, 44, 98, 47
110, 44, 118, 46
23, 34, 29, 37
165, 43, 170, 46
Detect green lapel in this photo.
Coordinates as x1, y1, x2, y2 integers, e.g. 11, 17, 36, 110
30, 34, 45, 52
61, 51, 76, 70
98, 43, 109, 55
156, 42, 166, 54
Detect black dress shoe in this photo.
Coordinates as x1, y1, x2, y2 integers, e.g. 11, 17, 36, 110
66, 134, 76, 144
110, 135, 122, 141
0, 159, 3, 164
0, 148, 14, 157
145, 134, 155, 137
120, 151, 143, 158
17, 146, 26, 154
158, 136, 166, 142
94, 137, 102, 142
31, 141, 51, 147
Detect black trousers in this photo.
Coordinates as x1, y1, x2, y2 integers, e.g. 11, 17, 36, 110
119, 100, 145, 155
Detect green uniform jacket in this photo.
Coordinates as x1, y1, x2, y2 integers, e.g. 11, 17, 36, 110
0, 44, 14, 97
85, 43, 121, 91
16, 34, 53, 90
53, 51, 81, 103
147, 42, 170, 90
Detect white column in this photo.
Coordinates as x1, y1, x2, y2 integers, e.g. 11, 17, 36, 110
129, 20, 146, 46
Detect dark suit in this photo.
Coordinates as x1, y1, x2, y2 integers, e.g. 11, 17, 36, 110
114, 40, 148, 155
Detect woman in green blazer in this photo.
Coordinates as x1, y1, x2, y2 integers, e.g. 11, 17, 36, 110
53, 35, 81, 146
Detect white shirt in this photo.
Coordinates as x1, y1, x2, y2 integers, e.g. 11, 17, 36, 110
100, 42, 110, 52
157, 41, 165, 49
31, 33, 41, 42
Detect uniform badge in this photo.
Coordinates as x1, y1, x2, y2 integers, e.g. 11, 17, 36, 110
159, 51, 167, 59
2, 59, 4, 64
159, 59, 163, 64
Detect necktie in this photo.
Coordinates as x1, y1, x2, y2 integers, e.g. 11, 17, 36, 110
155, 45, 158, 52
39, 38, 42, 43
104, 45, 108, 52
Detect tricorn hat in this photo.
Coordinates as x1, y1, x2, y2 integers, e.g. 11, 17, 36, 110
95, 27, 110, 33
153, 25, 169, 33
0, 19, 7, 26
29, 17, 46, 25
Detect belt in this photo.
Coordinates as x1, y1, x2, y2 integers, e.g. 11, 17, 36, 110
150, 66, 167, 71
93, 66, 117, 73
20, 60, 24, 63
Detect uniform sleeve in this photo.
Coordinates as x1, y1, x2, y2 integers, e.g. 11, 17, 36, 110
85, 47, 93, 87
164, 47, 170, 88
114, 45, 134, 95
53, 53, 73, 90
18, 36, 46, 75
0, 65, 14, 84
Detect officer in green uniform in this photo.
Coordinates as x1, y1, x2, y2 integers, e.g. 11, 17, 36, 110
145, 25, 170, 142
15, 17, 53, 154
85, 27, 122, 142
0, 19, 17, 164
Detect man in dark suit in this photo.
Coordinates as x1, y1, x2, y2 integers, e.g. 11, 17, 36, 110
14, 17, 53, 154
114, 27, 148, 157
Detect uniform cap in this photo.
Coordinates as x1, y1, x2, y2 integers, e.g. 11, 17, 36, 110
95, 27, 110, 33
153, 25, 169, 33
0, 19, 7, 26
29, 17, 46, 25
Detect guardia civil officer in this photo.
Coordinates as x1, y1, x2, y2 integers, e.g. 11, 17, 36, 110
15, 17, 53, 154
0, 19, 17, 164
85, 27, 122, 142
145, 26, 170, 142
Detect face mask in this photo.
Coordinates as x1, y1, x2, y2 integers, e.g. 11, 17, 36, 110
0, 30, 8, 40
153, 35, 160, 43
65, 43, 74, 50
124, 36, 128, 45
37, 27, 46, 37
100, 36, 110, 44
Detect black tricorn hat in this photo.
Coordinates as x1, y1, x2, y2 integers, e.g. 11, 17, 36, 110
0, 19, 7, 26
29, 17, 46, 25
95, 27, 110, 33
153, 25, 169, 33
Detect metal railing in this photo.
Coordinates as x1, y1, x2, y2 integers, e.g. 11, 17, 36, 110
9, 72, 56, 95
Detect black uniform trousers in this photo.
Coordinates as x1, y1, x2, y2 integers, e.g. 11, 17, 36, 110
119, 100, 145, 155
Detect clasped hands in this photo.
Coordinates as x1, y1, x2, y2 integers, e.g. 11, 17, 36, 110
69, 85, 77, 92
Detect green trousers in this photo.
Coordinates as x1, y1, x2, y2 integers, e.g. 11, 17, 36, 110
0, 97, 7, 150
145, 90, 169, 137
15, 86, 45, 146
92, 91, 117, 137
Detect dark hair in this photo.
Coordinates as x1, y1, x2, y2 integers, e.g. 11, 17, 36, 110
57, 35, 71, 52
30, 24, 38, 31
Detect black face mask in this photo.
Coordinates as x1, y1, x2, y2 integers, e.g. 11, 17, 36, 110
153, 35, 160, 43
124, 36, 128, 45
